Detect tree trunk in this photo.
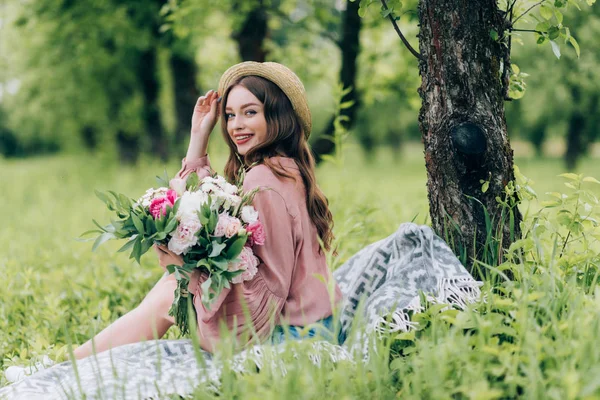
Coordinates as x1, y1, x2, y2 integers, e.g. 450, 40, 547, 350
116, 130, 140, 164
171, 52, 200, 146
417, 0, 522, 273
233, 1, 269, 62
139, 47, 168, 161
312, 0, 361, 163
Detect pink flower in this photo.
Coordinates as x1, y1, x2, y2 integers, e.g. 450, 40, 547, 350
225, 217, 242, 238
230, 247, 260, 284
168, 218, 202, 255
214, 214, 242, 238
149, 189, 177, 219
213, 213, 229, 237
246, 221, 266, 247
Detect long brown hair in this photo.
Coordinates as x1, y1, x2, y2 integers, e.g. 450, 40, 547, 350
220, 75, 334, 252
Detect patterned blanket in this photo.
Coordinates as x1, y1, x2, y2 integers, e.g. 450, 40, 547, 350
0, 223, 482, 399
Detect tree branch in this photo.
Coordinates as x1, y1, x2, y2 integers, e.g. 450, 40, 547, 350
270, 8, 341, 48
380, 0, 422, 60
511, 28, 545, 34
513, 0, 546, 25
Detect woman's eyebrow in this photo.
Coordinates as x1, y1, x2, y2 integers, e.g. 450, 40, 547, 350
225, 102, 260, 111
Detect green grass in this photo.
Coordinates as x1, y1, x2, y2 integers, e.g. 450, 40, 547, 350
1, 142, 600, 399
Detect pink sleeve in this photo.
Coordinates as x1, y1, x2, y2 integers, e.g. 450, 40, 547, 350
188, 185, 296, 351
169, 154, 212, 189
249, 188, 296, 299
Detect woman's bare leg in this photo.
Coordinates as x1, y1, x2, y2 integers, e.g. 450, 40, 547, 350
73, 273, 176, 360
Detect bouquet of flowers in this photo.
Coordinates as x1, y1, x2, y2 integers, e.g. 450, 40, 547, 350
82, 168, 265, 334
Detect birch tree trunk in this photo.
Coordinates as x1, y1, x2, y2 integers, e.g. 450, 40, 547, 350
417, 0, 522, 272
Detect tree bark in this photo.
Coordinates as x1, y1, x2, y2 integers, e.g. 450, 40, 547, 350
564, 88, 598, 170
233, 1, 269, 62
313, 0, 361, 163
170, 52, 200, 146
139, 47, 168, 161
417, 0, 522, 273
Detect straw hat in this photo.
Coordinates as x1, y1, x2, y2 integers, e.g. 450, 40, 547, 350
218, 61, 312, 139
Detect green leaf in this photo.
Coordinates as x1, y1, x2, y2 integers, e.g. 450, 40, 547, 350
165, 217, 178, 233
583, 177, 600, 185
116, 237, 137, 253
209, 241, 227, 258
210, 257, 229, 271
481, 181, 490, 193
225, 236, 247, 259
92, 232, 116, 252
339, 100, 355, 109
569, 36, 580, 57
554, 8, 563, 24
395, 330, 415, 341
489, 29, 498, 41
131, 213, 145, 234
550, 40, 561, 59
208, 211, 218, 233
132, 236, 142, 263
94, 190, 113, 207
559, 173, 580, 181
540, 4, 553, 20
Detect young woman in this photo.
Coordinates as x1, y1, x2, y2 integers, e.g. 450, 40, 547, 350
70, 61, 343, 359
2, 62, 481, 399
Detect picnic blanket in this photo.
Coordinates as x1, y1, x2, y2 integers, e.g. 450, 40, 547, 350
0, 223, 482, 399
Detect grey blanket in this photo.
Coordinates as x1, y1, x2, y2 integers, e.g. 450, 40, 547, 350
0, 223, 481, 399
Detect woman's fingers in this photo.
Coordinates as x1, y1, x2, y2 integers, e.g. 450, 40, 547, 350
154, 244, 168, 255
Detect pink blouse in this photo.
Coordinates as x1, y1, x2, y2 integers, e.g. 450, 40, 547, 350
171, 154, 343, 351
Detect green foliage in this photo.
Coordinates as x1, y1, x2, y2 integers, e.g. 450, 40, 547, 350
3, 149, 600, 397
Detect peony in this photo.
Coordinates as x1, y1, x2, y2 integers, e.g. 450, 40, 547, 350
149, 189, 177, 219
230, 246, 260, 284
246, 221, 266, 247
240, 206, 259, 224
170, 178, 187, 196
168, 218, 202, 255
176, 190, 208, 222
213, 213, 229, 237
135, 187, 170, 208
225, 217, 242, 238
214, 214, 242, 238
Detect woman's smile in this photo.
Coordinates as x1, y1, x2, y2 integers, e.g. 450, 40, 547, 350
225, 86, 268, 155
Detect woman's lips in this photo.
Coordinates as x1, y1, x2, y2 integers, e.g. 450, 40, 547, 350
235, 134, 254, 145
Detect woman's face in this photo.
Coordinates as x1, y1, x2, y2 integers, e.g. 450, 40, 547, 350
225, 85, 268, 155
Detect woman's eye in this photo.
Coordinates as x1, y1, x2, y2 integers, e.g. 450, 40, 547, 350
245, 110, 256, 116
225, 113, 234, 120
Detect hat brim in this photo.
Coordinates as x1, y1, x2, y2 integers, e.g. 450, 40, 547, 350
218, 62, 312, 139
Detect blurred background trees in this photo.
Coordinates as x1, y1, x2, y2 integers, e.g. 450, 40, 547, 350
0, 0, 597, 169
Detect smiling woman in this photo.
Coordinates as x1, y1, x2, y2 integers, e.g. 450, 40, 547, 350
224, 85, 267, 153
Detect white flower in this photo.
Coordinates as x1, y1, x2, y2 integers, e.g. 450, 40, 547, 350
168, 219, 202, 255
240, 206, 259, 224
221, 182, 238, 195
170, 178, 187, 196
135, 187, 170, 209
176, 190, 208, 222
201, 182, 220, 194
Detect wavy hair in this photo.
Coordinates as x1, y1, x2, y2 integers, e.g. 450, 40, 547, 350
220, 76, 334, 252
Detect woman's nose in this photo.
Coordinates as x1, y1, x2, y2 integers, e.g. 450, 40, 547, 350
231, 115, 244, 130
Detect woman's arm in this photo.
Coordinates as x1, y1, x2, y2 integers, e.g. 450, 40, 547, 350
186, 89, 220, 160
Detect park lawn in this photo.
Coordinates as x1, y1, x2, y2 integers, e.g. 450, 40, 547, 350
1, 142, 600, 398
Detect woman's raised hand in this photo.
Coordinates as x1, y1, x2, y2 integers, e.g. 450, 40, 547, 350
191, 89, 220, 139
186, 90, 220, 160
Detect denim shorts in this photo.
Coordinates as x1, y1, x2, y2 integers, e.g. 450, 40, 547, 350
270, 315, 336, 344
